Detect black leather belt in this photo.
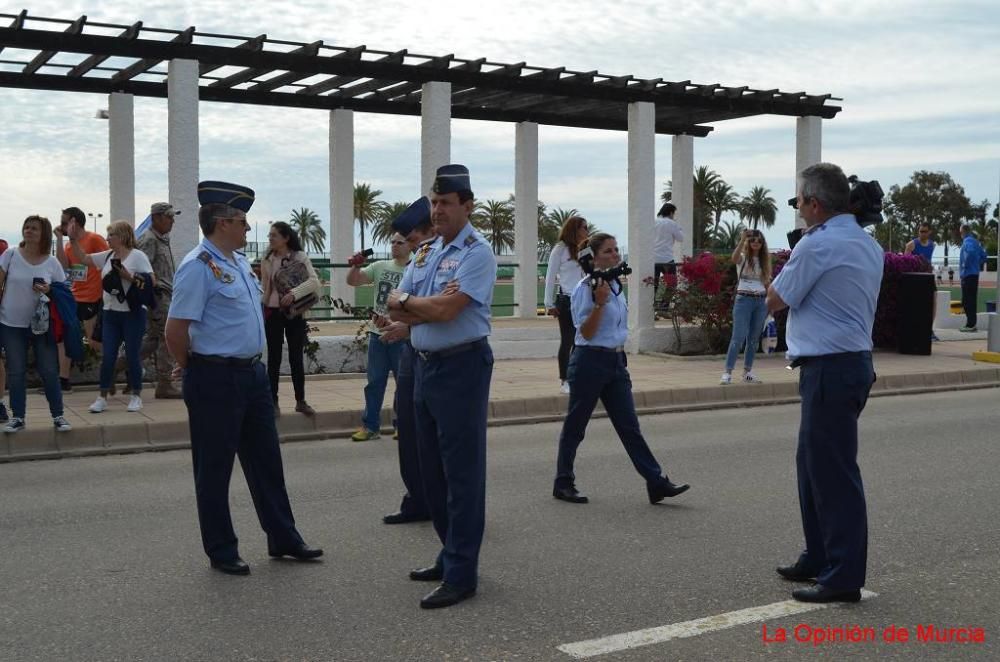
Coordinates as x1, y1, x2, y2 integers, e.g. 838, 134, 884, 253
736, 291, 767, 298
575, 344, 625, 353
789, 351, 871, 369
416, 338, 487, 361
189, 352, 261, 367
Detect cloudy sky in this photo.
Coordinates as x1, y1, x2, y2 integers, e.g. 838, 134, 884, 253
1, 0, 998, 254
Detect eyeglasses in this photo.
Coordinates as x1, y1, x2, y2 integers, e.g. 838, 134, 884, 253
220, 216, 249, 228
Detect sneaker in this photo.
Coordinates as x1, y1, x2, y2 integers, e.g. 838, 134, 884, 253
560, 381, 571, 395
959, 326, 978, 333
89, 397, 108, 413
3, 417, 25, 434
720, 372, 732, 385
127, 395, 143, 412
930, 333, 940, 342
351, 428, 380, 442
53, 416, 72, 432
743, 371, 763, 384
60, 377, 73, 392
0, 402, 8, 423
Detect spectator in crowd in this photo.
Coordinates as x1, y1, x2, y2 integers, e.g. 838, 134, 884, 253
721, 229, 771, 385
54, 207, 108, 391
653, 202, 684, 300
543, 215, 589, 395
346, 233, 411, 441
904, 223, 939, 341
260, 221, 321, 417
958, 224, 988, 332
128, 202, 183, 398
0, 216, 73, 433
0, 237, 8, 422
69, 220, 154, 414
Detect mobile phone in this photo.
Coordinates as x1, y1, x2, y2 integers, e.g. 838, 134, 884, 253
111, 257, 122, 269
32, 277, 45, 286
362, 248, 374, 257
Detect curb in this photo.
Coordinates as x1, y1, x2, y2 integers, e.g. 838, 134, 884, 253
3, 368, 999, 463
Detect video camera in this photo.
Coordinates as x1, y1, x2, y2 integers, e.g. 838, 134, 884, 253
578, 247, 632, 295
786, 174, 885, 248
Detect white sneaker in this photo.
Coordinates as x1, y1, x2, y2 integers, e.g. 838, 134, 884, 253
127, 395, 143, 412
53, 416, 72, 432
560, 381, 571, 395
720, 372, 732, 385
89, 397, 108, 413
743, 371, 763, 384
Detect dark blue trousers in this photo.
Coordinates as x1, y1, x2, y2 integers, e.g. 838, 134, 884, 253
413, 341, 493, 590
795, 352, 874, 590
394, 342, 428, 517
183, 360, 303, 562
555, 347, 666, 489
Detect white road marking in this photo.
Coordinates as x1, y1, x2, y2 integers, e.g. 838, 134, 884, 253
557, 590, 878, 659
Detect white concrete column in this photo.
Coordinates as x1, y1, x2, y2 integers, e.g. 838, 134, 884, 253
627, 102, 655, 353
329, 109, 355, 308
167, 59, 200, 258
671, 134, 694, 257
108, 93, 135, 224
514, 122, 539, 319
795, 116, 822, 229
420, 82, 451, 194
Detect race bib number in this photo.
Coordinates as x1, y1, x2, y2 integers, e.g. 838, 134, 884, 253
68, 264, 88, 282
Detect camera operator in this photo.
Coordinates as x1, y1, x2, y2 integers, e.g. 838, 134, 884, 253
766, 163, 883, 603
552, 232, 689, 505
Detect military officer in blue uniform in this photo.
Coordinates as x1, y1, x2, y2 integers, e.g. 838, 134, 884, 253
768, 163, 883, 603
378, 197, 435, 525
387, 165, 496, 609
165, 180, 322, 576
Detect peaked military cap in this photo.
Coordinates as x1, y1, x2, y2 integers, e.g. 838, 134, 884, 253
431, 164, 472, 195
391, 196, 432, 235
197, 181, 255, 212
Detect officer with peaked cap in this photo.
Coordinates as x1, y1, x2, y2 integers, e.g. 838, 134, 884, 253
165, 180, 322, 576
379, 197, 435, 526
387, 165, 497, 609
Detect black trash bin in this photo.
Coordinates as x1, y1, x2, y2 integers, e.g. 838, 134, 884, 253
897, 272, 935, 355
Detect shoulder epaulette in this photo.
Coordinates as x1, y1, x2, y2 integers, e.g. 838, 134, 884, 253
197, 251, 212, 264
464, 234, 478, 247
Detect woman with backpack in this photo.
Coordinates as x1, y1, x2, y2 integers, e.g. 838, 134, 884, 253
260, 222, 320, 417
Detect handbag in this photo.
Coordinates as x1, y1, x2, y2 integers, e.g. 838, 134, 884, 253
272, 254, 318, 316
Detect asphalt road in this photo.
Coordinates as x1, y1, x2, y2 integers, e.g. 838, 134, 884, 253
1, 388, 998, 661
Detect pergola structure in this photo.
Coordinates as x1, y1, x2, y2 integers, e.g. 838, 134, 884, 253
0, 10, 839, 349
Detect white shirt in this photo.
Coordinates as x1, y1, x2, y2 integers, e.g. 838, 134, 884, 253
544, 242, 585, 308
736, 255, 767, 294
0, 249, 66, 328
90, 249, 154, 312
653, 216, 684, 263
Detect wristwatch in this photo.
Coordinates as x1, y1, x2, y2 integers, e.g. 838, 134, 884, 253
399, 292, 411, 310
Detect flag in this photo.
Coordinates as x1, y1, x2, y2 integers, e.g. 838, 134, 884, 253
135, 213, 152, 239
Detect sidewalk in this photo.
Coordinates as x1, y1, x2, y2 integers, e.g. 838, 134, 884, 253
1, 339, 997, 463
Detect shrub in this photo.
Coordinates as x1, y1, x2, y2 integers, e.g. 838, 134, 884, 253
665, 252, 737, 353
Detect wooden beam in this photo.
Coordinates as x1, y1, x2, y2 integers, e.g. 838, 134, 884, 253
23, 14, 86, 75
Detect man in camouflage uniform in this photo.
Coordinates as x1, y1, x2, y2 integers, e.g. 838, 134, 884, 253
136, 202, 183, 398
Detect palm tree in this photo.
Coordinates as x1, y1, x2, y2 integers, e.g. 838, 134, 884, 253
472, 199, 515, 254
353, 182, 386, 252
371, 201, 410, 246
288, 207, 326, 254
705, 181, 740, 236
739, 186, 778, 230
713, 219, 747, 250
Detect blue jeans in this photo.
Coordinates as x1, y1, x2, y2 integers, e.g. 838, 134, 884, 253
725, 294, 768, 372
1, 323, 63, 420
100, 309, 147, 393
362, 332, 402, 432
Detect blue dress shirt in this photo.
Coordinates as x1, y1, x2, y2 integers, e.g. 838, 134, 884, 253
399, 222, 496, 352
770, 214, 883, 359
570, 276, 629, 348
168, 238, 266, 358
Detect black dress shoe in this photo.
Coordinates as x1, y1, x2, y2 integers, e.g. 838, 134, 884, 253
383, 511, 432, 525
420, 582, 476, 609
210, 557, 250, 575
268, 543, 324, 560
792, 585, 862, 603
776, 563, 818, 582
647, 479, 690, 504
409, 565, 444, 581
553, 486, 589, 504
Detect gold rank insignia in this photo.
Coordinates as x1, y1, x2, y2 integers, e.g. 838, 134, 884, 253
414, 243, 433, 267
197, 251, 225, 280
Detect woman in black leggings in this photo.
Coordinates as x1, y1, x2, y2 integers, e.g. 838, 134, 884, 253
543, 216, 589, 394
